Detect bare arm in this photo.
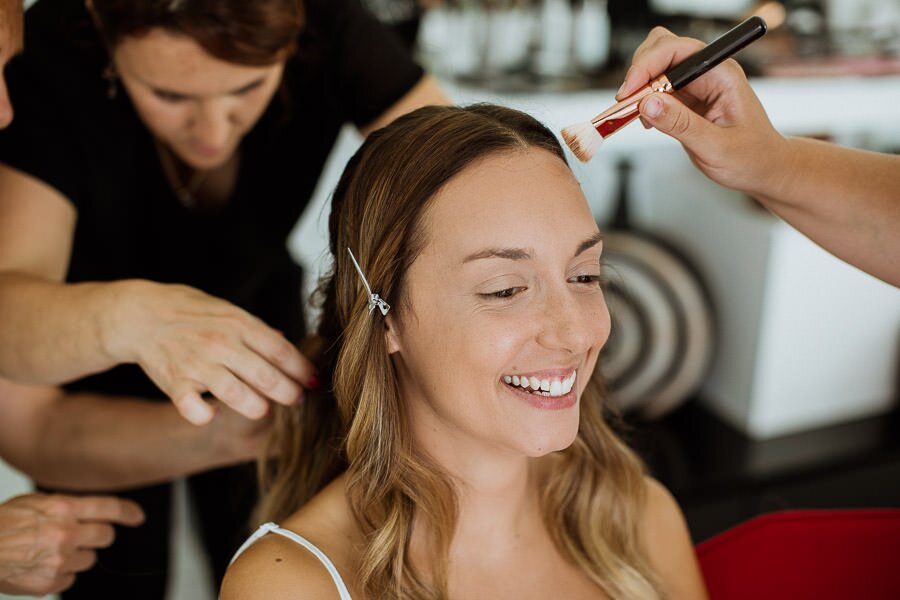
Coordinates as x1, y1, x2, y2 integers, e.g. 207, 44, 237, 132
0, 163, 315, 424
754, 138, 900, 286
639, 478, 708, 600
0, 377, 269, 491
620, 28, 900, 286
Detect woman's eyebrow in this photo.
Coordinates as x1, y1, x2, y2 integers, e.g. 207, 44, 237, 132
149, 76, 267, 99
574, 232, 603, 257
461, 233, 602, 264
462, 247, 532, 263
230, 77, 266, 95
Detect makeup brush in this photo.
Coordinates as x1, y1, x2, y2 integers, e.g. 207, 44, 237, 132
562, 16, 768, 162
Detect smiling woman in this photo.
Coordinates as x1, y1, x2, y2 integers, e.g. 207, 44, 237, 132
222, 105, 708, 600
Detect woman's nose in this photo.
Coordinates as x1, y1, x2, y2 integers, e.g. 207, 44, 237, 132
536, 288, 602, 354
191, 101, 231, 149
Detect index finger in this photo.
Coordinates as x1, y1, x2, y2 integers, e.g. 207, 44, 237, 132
618, 28, 705, 99
66, 496, 146, 526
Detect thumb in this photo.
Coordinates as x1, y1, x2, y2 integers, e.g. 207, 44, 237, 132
639, 93, 717, 153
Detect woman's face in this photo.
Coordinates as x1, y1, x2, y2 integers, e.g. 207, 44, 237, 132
387, 147, 610, 459
112, 28, 285, 169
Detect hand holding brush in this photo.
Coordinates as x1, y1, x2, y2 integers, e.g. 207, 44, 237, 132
572, 21, 900, 288
561, 16, 768, 162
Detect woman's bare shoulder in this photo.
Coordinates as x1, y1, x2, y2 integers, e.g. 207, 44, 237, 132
639, 476, 709, 600
220, 529, 343, 600
222, 475, 356, 600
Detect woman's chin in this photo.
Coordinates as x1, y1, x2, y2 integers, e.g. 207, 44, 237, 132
173, 143, 235, 170
519, 421, 580, 458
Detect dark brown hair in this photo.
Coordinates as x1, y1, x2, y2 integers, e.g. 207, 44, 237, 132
89, 0, 304, 65
258, 104, 663, 599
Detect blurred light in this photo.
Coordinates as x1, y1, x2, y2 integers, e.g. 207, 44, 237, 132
751, 2, 787, 30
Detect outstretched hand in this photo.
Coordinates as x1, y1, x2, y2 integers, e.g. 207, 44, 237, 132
618, 26, 787, 196
109, 280, 316, 425
0, 493, 145, 596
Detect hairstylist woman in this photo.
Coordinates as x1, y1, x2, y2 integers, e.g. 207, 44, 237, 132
0, 0, 446, 597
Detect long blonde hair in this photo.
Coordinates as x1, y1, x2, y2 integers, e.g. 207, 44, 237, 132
258, 104, 664, 599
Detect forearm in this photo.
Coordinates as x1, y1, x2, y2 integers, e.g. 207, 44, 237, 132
7, 391, 253, 492
0, 272, 124, 383
750, 137, 900, 286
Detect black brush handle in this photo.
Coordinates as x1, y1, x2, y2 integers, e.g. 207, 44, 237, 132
665, 16, 767, 91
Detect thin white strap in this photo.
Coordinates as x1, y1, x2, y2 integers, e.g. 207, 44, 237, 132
230, 522, 353, 600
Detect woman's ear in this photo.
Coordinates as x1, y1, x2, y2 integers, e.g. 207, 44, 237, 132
384, 315, 402, 354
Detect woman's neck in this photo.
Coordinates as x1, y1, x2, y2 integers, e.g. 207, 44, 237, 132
454, 457, 541, 559
154, 140, 240, 210
408, 424, 548, 568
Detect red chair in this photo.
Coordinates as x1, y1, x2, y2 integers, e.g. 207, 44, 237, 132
695, 509, 900, 600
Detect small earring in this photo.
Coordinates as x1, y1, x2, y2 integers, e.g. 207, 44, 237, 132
103, 63, 118, 100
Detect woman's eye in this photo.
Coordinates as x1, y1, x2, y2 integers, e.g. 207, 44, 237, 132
153, 90, 188, 103
482, 287, 525, 299
571, 274, 605, 286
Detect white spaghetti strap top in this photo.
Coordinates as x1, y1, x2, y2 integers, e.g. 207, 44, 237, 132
229, 522, 353, 600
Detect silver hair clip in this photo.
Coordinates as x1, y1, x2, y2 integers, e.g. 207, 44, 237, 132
346, 247, 391, 316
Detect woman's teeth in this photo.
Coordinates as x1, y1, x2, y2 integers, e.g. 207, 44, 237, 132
502, 371, 576, 397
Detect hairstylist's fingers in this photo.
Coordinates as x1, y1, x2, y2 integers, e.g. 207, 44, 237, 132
170, 385, 216, 425
241, 322, 317, 391
617, 29, 705, 99
206, 367, 270, 420
66, 549, 99, 573
638, 92, 720, 154
20, 573, 77, 597
69, 523, 116, 550
224, 345, 303, 407
66, 496, 145, 527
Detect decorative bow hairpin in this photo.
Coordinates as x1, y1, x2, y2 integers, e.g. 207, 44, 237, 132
347, 247, 391, 316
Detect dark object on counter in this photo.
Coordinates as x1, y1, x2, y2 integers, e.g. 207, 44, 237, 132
607, 0, 653, 28
362, 0, 422, 51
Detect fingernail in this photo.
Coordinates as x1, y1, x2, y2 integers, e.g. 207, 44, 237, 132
644, 96, 663, 119
308, 374, 320, 390
616, 68, 633, 97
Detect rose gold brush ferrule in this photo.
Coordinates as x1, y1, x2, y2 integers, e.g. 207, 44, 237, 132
590, 74, 673, 138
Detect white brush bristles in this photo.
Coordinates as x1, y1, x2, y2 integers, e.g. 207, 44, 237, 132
561, 122, 603, 163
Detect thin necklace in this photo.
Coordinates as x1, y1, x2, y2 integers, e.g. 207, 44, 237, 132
155, 141, 209, 208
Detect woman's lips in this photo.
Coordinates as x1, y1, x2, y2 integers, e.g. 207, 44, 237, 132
190, 144, 225, 159
504, 381, 577, 410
